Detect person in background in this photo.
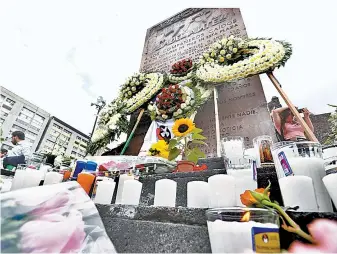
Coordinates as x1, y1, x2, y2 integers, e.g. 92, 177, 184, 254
271, 107, 314, 141
0, 131, 31, 168
0, 148, 8, 157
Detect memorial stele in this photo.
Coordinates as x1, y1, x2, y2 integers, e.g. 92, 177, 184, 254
128, 8, 277, 157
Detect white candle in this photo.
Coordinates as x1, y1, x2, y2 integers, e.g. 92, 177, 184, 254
43, 172, 63, 185
187, 181, 209, 208
94, 179, 116, 204
154, 179, 177, 207
120, 180, 143, 205
279, 176, 318, 212
323, 174, 337, 208
207, 220, 278, 253
39, 164, 52, 180
222, 139, 245, 167
208, 175, 236, 208
115, 174, 134, 204
24, 169, 43, 188
286, 157, 333, 212
10, 170, 26, 191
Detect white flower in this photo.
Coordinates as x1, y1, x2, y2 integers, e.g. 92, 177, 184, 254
148, 105, 154, 111
109, 124, 116, 130
162, 114, 168, 119
180, 103, 187, 109
173, 112, 178, 117
177, 109, 183, 115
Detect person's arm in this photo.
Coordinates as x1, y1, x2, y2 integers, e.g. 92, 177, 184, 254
303, 108, 314, 132
271, 107, 288, 133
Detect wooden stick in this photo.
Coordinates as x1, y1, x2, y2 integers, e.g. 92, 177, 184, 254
120, 108, 145, 155
213, 88, 222, 157
267, 72, 318, 142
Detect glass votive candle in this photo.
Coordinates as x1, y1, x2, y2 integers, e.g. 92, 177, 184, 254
221, 136, 245, 169
253, 135, 274, 168
206, 207, 280, 253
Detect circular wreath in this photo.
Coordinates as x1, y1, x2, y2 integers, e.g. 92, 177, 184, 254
148, 83, 195, 121
196, 36, 292, 83
168, 59, 195, 83
118, 72, 165, 114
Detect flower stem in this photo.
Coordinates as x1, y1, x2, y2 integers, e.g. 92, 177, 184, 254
262, 200, 314, 243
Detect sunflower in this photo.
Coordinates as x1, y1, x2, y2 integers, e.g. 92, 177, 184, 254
172, 118, 195, 137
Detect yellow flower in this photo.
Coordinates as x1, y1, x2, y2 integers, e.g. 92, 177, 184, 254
172, 118, 195, 137
149, 140, 169, 159
219, 56, 225, 63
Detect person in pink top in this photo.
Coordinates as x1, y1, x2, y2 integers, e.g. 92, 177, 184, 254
271, 106, 314, 141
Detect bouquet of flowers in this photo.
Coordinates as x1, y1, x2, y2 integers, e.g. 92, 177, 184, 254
148, 84, 195, 121
168, 59, 195, 83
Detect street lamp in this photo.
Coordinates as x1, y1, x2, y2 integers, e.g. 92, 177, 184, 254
90, 96, 106, 139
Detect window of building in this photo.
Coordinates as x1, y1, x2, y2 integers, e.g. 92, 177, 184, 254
31, 117, 43, 129
0, 112, 8, 118
26, 131, 38, 141
11, 124, 26, 133
53, 123, 62, 130
0, 94, 5, 104
17, 112, 33, 125
76, 136, 81, 140
2, 104, 12, 112
63, 129, 72, 136
0, 118, 4, 125
21, 107, 34, 117
5, 98, 15, 107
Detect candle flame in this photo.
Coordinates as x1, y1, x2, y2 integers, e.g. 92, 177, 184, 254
241, 211, 250, 222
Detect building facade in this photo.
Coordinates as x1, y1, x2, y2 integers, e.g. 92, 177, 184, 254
0, 86, 50, 152
36, 117, 89, 158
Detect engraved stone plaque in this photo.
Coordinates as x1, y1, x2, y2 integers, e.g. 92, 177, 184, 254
126, 8, 276, 156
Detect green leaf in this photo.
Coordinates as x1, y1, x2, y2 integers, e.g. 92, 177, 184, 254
192, 133, 207, 140
168, 147, 181, 161
191, 140, 208, 146
192, 147, 206, 158
186, 151, 199, 164
168, 139, 178, 150
192, 128, 203, 134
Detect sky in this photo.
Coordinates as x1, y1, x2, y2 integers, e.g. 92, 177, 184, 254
0, 0, 336, 138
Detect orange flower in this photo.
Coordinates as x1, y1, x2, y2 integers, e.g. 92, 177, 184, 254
240, 188, 270, 206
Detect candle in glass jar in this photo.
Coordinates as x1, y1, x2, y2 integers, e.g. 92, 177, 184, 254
323, 174, 337, 207
207, 220, 279, 253
94, 179, 116, 204
120, 180, 142, 205
115, 174, 134, 204
154, 179, 177, 207
286, 157, 333, 212
208, 175, 235, 208
279, 176, 318, 212
187, 181, 209, 208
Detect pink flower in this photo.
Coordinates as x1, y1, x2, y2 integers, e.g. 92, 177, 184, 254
289, 219, 337, 253
30, 192, 70, 217
19, 210, 86, 253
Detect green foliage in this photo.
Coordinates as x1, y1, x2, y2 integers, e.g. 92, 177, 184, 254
325, 104, 337, 145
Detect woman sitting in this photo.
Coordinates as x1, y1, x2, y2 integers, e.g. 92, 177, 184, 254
271, 107, 314, 141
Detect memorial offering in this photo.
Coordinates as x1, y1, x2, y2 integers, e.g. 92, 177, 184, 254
240, 183, 314, 244
206, 208, 280, 253
168, 58, 195, 83
0, 182, 116, 253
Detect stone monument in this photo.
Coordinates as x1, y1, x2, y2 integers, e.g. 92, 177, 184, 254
126, 8, 276, 156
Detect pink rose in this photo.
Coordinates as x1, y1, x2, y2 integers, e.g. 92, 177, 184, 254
19, 210, 86, 253
289, 219, 337, 253
30, 192, 70, 217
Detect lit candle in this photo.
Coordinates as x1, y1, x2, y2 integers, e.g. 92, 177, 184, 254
208, 175, 236, 208
120, 180, 142, 205
94, 180, 116, 204
115, 174, 134, 204
279, 176, 318, 212
154, 179, 177, 207
207, 220, 279, 253
43, 172, 63, 185
187, 181, 209, 208
77, 173, 96, 195
323, 174, 337, 207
